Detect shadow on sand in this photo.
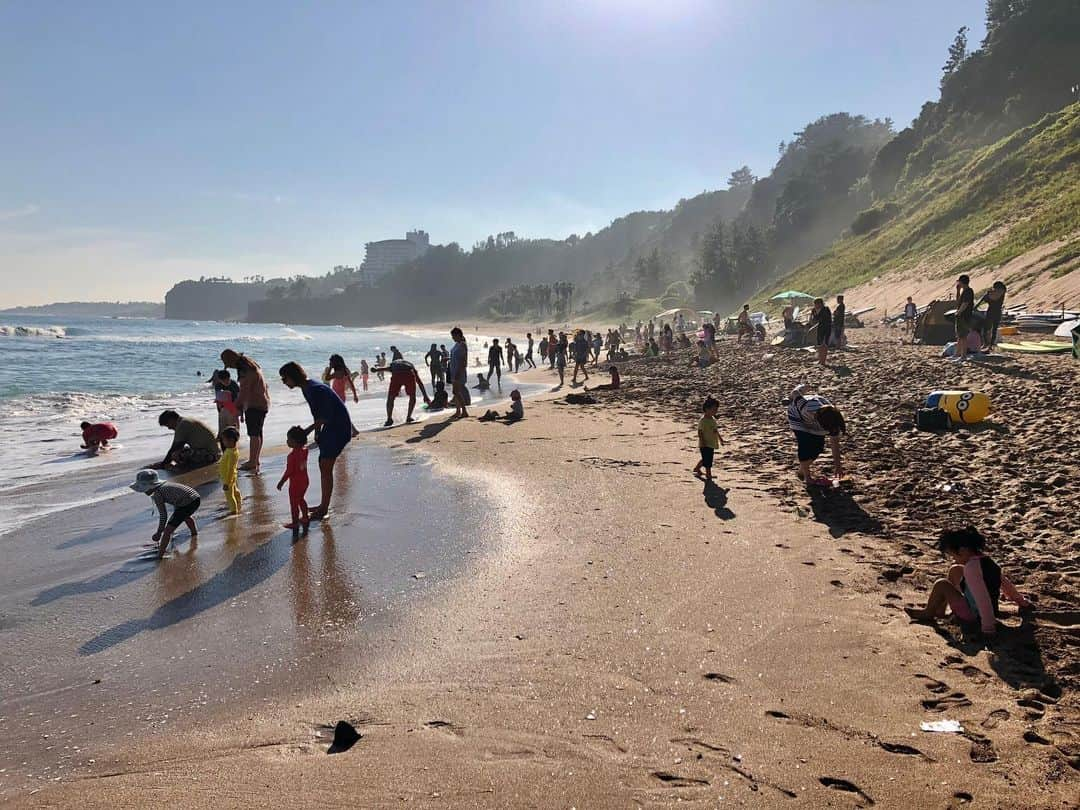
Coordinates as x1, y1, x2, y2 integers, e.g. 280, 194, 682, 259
405, 418, 455, 444
78, 529, 295, 656
32, 558, 156, 606
702, 480, 736, 520
927, 613, 1053, 692
807, 486, 883, 538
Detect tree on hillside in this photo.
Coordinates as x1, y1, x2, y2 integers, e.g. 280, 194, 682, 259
728, 165, 756, 189
731, 222, 769, 291
984, 0, 1031, 41
288, 278, 310, 299
690, 221, 732, 306
868, 0, 1077, 199
742, 112, 895, 235
634, 248, 664, 297
942, 26, 969, 82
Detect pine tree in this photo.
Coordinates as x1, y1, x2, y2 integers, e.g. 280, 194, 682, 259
727, 165, 756, 189
942, 26, 968, 79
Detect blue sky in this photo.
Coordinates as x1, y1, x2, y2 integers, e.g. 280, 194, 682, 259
1, 0, 986, 305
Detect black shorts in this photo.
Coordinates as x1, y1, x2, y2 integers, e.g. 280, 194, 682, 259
699, 446, 715, 469
794, 430, 826, 462
955, 318, 972, 339
245, 407, 267, 438
167, 497, 201, 528
816, 325, 830, 346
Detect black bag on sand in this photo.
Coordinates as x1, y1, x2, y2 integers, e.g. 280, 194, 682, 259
915, 407, 951, 431
565, 393, 597, 405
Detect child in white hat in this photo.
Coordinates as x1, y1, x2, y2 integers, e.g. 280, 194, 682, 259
130, 469, 201, 558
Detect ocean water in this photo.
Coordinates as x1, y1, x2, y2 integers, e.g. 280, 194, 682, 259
0, 314, 532, 534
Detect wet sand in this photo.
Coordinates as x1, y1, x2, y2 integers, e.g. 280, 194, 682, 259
0, 442, 496, 798
6, 348, 1077, 807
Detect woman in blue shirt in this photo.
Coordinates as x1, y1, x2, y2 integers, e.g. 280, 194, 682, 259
279, 361, 354, 519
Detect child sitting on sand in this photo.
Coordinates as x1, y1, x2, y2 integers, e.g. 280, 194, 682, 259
80, 421, 118, 452
587, 366, 621, 392
429, 380, 449, 410
693, 396, 725, 480
506, 390, 524, 421
690, 340, 711, 368
479, 390, 524, 423
130, 469, 200, 559
277, 426, 310, 530
219, 426, 241, 515
905, 526, 1032, 638
473, 373, 490, 391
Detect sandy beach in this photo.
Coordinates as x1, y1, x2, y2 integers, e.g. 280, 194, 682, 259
5, 332, 1077, 808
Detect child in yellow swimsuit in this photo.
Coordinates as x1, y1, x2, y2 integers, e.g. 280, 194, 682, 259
219, 426, 242, 514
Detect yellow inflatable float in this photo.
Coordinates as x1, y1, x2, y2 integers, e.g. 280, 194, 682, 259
925, 390, 990, 424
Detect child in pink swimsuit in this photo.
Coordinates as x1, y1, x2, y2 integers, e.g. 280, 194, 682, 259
905, 526, 1032, 638
323, 354, 359, 403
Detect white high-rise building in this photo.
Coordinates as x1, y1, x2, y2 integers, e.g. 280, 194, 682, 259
358, 230, 430, 286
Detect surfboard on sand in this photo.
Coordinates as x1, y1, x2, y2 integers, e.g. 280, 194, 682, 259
998, 342, 1071, 354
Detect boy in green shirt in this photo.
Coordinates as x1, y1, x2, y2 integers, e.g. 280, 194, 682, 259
693, 396, 725, 481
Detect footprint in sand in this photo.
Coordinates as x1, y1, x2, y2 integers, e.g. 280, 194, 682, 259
877, 741, 930, 759
424, 719, 464, 738
965, 733, 998, 763
818, 777, 874, 805
914, 674, 950, 694
981, 708, 1010, 729
922, 693, 972, 712
1016, 698, 1046, 719
652, 771, 710, 787
583, 733, 628, 755
955, 664, 991, 684
702, 672, 736, 683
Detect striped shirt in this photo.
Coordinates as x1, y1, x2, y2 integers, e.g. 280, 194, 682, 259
787, 385, 831, 436
149, 482, 200, 534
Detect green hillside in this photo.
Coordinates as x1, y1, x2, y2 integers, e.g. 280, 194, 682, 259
760, 102, 1080, 303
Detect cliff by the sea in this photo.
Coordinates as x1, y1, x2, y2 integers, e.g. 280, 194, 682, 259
164, 279, 269, 321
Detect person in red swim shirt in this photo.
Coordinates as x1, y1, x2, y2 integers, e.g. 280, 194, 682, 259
276, 426, 310, 530
80, 421, 118, 452
371, 358, 430, 427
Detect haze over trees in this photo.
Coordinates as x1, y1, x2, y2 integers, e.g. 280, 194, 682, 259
207, 0, 1080, 325
768, 0, 1080, 302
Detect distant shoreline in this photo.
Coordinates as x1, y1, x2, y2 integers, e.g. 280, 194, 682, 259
1, 302, 164, 318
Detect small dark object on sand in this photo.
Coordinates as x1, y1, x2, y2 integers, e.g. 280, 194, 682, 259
565, 393, 597, 405
328, 720, 361, 754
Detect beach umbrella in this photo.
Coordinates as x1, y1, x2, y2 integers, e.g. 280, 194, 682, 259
769, 290, 815, 302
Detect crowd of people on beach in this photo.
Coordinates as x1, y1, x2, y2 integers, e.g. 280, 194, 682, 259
77, 270, 1041, 649
81, 328, 532, 557
121, 347, 359, 555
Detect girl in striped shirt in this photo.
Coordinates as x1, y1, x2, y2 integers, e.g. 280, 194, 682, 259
130, 469, 201, 558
